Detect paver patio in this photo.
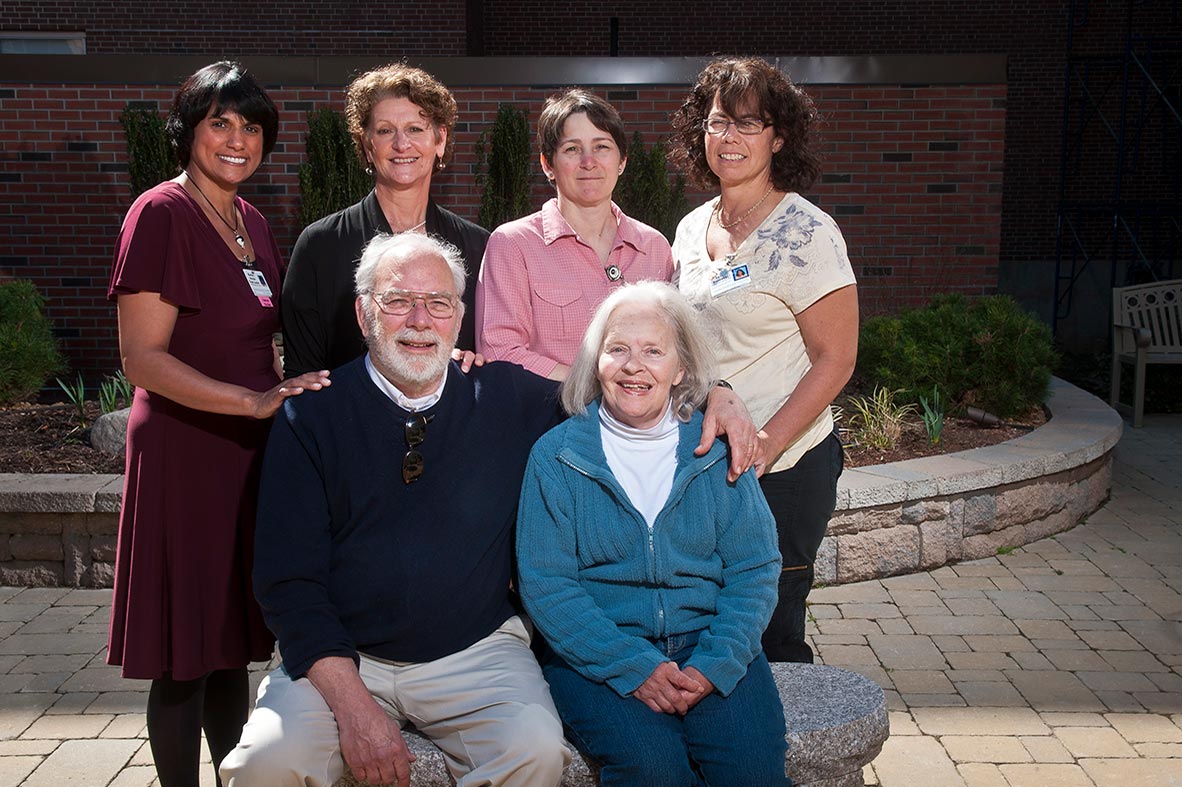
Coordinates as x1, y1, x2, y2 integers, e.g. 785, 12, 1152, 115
0, 415, 1178, 786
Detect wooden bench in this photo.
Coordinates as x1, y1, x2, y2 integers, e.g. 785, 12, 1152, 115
1110, 279, 1182, 427
336, 662, 889, 787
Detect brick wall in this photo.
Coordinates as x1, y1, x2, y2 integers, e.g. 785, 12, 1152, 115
2, 0, 1065, 267
0, 77, 1003, 381
1, 1, 470, 56
475, 0, 1064, 275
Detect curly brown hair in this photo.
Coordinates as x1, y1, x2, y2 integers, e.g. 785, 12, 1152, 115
345, 63, 458, 169
670, 57, 821, 193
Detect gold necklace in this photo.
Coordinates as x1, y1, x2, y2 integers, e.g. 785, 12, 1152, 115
714, 184, 775, 230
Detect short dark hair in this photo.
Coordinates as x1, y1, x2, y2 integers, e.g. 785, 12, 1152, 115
537, 88, 629, 168
166, 61, 279, 167
670, 57, 821, 193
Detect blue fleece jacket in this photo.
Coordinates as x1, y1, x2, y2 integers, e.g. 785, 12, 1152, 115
516, 401, 780, 698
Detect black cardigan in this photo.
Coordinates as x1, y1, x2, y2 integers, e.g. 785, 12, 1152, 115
281, 192, 489, 377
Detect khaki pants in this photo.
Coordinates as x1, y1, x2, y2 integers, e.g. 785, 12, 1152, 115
220, 616, 568, 786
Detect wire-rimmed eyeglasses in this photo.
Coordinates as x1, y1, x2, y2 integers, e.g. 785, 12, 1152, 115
370, 289, 457, 319
703, 116, 770, 136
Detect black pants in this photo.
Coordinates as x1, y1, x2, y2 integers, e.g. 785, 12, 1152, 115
758, 431, 843, 663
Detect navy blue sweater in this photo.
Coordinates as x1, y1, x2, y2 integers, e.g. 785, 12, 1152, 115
254, 357, 561, 679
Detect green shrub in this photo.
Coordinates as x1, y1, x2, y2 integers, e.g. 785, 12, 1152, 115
857, 294, 1057, 419
615, 131, 691, 242
298, 108, 371, 229
119, 106, 176, 197
476, 104, 532, 230
0, 281, 66, 404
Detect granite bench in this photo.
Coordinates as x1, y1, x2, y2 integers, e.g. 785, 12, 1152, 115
336, 662, 888, 787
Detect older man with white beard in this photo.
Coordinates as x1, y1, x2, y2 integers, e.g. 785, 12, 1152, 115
220, 232, 569, 787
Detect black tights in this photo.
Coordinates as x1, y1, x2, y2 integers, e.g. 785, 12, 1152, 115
147, 668, 249, 787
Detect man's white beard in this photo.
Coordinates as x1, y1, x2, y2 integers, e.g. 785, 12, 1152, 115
366, 311, 454, 389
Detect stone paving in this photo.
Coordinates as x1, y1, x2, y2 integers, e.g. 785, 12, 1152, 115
0, 415, 1178, 786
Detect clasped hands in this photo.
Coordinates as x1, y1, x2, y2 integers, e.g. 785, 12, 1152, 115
632, 662, 715, 715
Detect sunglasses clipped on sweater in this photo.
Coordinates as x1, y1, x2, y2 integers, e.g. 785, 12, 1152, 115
402, 413, 433, 484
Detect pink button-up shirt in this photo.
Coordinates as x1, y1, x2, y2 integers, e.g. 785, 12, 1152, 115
476, 198, 674, 377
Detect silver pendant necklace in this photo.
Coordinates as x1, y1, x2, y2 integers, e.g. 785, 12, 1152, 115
185, 171, 253, 267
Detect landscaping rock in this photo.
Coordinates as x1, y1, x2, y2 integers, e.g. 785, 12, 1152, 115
89, 408, 129, 457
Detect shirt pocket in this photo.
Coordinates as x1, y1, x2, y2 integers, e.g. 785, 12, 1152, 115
531, 284, 585, 337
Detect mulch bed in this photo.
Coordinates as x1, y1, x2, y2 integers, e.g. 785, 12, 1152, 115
0, 399, 1045, 475
0, 402, 125, 474
842, 411, 1046, 468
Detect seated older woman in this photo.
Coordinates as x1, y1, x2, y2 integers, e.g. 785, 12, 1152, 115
517, 281, 789, 787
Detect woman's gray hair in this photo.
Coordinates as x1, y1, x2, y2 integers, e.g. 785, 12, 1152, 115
354, 231, 468, 301
561, 280, 718, 422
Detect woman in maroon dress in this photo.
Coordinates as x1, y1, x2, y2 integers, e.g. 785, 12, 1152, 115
107, 62, 330, 787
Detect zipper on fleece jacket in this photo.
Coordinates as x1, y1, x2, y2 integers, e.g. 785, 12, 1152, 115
556, 447, 727, 640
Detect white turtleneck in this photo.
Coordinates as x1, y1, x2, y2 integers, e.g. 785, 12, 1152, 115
599, 401, 680, 529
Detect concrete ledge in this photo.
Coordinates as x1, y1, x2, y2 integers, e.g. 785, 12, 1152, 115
0, 377, 1121, 588
334, 663, 887, 787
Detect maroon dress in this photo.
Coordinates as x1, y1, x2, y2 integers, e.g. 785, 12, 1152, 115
107, 181, 280, 681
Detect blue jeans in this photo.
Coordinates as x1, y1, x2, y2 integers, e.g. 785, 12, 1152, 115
542, 634, 790, 787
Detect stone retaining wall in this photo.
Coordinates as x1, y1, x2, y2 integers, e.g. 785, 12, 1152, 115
0, 379, 1123, 588
0, 475, 121, 588
815, 378, 1122, 584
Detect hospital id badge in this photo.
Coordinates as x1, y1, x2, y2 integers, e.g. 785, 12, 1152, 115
243, 269, 274, 307
709, 264, 752, 298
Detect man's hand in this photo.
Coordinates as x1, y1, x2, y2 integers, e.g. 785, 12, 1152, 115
336, 696, 414, 786
306, 656, 415, 785
696, 385, 758, 482
632, 662, 703, 715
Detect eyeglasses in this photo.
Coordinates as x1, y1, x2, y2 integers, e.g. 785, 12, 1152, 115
370, 289, 457, 318
703, 116, 770, 136
402, 413, 432, 484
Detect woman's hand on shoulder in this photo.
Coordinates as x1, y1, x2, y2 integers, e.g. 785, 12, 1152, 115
697, 385, 758, 481
450, 347, 486, 373
632, 661, 703, 715
250, 370, 331, 419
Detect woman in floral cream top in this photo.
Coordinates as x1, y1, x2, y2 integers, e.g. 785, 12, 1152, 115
671, 57, 859, 664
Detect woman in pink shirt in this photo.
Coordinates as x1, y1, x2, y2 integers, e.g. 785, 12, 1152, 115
476, 89, 674, 381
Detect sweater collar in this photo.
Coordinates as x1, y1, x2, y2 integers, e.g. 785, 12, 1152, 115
560, 399, 725, 472
364, 353, 448, 411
